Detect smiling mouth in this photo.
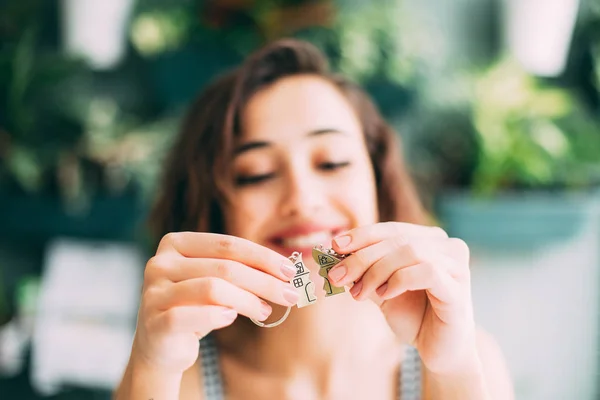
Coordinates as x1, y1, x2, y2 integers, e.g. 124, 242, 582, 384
273, 229, 345, 250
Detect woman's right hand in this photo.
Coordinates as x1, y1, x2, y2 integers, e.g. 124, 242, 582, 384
130, 231, 299, 374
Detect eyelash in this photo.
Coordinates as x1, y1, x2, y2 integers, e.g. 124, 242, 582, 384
235, 173, 276, 186
319, 161, 350, 171
235, 161, 351, 186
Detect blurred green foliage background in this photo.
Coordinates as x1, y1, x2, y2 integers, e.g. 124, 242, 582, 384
2, 0, 600, 211
2, 1, 600, 399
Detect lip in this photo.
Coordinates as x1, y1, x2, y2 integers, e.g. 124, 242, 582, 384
271, 223, 345, 239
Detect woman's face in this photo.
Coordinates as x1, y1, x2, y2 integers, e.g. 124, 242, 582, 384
224, 75, 378, 259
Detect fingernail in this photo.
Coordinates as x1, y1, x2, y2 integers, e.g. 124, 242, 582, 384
328, 265, 347, 283
283, 286, 300, 305
376, 283, 388, 296
281, 260, 296, 279
334, 235, 351, 249
222, 308, 238, 321
260, 301, 272, 320
350, 280, 363, 297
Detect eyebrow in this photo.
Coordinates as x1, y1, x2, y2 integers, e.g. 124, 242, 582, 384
234, 128, 347, 155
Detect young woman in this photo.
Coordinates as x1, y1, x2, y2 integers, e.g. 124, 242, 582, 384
115, 39, 513, 399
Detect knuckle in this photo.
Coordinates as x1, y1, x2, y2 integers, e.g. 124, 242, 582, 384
388, 269, 403, 285
160, 232, 180, 249
216, 235, 236, 255
142, 285, 165, 307
352, 249, 369, 268
142, 284, 161, 302
145, 255, 170, 281
360, 270, 376, 287
202, 278, 223, 303
141, 284, 164, 310
423, 261, 441, 282
418, 259, 433, 273
382, 221, 397, 231
141, 312, 157, 333
162, 309, 180, 331
389, 221, 405, 235
390, 235, 409, 251
249, 245, 265, 262
424, 260, 438, 273
214, 260, 234, 281
242, 242, 260, 262
406, 242, 423, 262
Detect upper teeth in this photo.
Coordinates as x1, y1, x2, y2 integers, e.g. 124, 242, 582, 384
282, 231, 332, 248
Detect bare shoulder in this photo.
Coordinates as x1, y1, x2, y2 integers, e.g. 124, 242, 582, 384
180, 358, 204, 400
475, 326, 515, 400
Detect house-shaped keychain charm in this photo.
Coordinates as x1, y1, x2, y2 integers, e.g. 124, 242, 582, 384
312, 245, 346, 297
290, 252, 317, 307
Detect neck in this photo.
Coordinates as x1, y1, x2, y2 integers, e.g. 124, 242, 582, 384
216, 292, 400, 377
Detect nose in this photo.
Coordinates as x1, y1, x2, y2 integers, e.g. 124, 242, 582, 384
279, 165, 326, 218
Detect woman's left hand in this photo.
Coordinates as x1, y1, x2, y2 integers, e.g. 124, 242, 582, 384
327, 222, 478, 376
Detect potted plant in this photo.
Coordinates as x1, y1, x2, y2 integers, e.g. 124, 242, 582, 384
434, 51, 600, 246
0, 0, 177, 240
425, 53, 600, 400
395, 3, 600, 397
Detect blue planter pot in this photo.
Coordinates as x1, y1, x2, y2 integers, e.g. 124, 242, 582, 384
436, 191, 600, 399
435, 191, 600, 251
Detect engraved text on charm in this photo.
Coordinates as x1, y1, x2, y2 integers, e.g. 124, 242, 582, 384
312, 245, 346, 297
289, 252, 317, 307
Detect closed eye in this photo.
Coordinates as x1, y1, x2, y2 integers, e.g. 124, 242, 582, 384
319, 161, 351, 171
235, 162, 350, 186
235, 172, 276, 186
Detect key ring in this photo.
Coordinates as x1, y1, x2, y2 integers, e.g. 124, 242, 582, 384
250, 252, 300, 328
250, 305, 292, 328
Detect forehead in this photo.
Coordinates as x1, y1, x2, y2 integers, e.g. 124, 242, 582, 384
240, 75, 362, 141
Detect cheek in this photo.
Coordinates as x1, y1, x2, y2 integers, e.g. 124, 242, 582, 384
338, 163, 378, 224
223, 190, 278, 237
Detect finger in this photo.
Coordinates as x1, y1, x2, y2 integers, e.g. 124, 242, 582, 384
393, 237, 471, 280
331, 222, 448, 254
349, 238, 467, 300
328, 237, 417, 287
379, 291, 427, 343
151, 305, 238, 338
400, 237, 470, 271
158, 277, 273, 322
330, 236, 469, 289
156, 232, 296, 281
440, 237, 470, 267
353, 247, 418, 300
377, 257, 459, 304
151, 257, 299, 307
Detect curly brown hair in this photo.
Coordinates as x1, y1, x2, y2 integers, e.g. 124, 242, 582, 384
149, 39, 427, 240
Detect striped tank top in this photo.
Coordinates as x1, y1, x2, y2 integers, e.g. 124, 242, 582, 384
199, 335, 422, 399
